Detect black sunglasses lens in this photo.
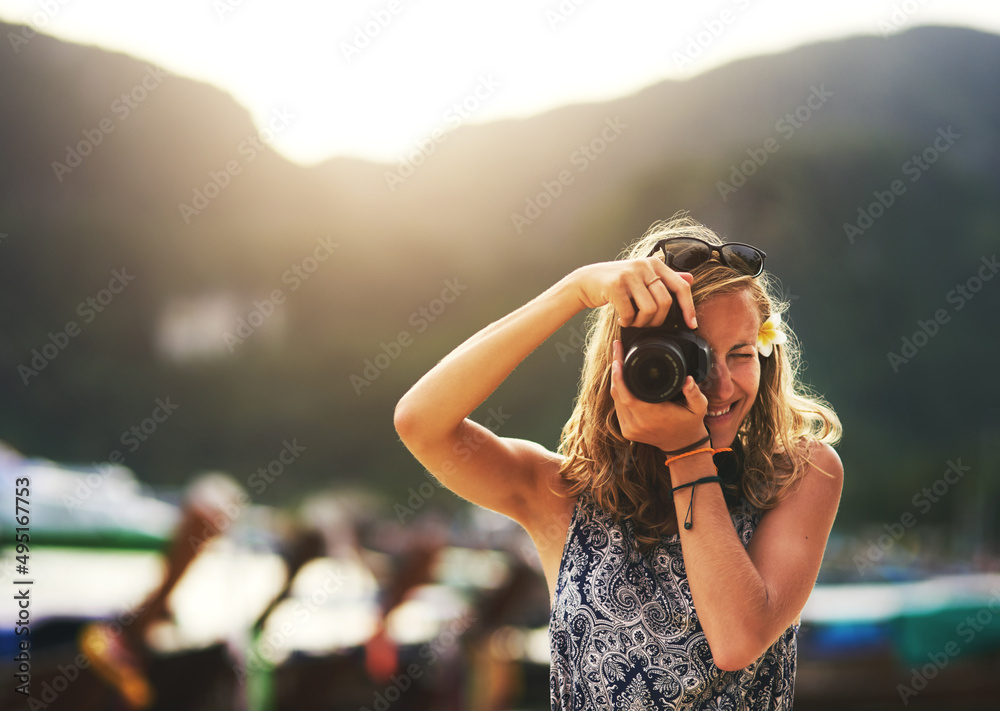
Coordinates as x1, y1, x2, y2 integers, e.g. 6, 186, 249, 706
721, 245, 764, 275
662, 240, 711, 271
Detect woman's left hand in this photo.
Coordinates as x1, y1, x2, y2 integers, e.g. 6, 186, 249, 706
610, 339, 709, 452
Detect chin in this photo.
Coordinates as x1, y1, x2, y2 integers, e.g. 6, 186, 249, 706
704, 408, 743, 448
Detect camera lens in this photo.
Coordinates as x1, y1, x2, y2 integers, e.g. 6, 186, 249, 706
623, 338, 687, 403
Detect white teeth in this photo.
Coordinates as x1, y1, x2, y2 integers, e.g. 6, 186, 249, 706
707, 403, 732, 417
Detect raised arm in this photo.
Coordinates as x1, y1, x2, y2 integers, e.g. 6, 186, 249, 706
393, 258, 697, 529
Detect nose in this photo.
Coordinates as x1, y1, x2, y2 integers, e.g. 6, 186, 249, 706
700, 357, 734, 401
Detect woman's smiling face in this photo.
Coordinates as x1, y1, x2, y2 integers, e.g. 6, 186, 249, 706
696, 290, 762, 448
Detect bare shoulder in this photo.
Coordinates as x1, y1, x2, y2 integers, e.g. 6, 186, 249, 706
754, 442, 843, 536
800, 440, 844, 496
807, 440, 843, 473
765, 441, 843, 528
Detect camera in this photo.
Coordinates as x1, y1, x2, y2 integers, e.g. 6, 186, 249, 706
621, 303, 712, 403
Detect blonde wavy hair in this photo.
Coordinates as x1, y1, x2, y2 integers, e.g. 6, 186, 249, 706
558, 215, 841, 549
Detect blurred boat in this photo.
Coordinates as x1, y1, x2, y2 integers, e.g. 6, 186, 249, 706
0, 446, 549, 709
795, 575, 1000, 709
0, 450, 179, 551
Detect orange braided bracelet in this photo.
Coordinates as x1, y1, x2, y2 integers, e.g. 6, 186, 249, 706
663, 446, 731, 468
663, 447, 714, 468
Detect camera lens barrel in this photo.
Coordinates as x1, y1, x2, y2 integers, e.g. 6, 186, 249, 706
623, 338, 687, 403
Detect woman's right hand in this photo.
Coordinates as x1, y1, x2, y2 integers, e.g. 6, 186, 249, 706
568, 257, 698, 330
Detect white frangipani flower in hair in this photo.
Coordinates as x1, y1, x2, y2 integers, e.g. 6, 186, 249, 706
757, 313, 787, 357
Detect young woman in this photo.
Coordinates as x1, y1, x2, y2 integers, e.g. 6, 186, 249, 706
394, 215, 843, 709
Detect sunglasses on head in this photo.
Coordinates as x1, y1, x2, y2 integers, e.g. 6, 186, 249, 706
647, 236, 767, 277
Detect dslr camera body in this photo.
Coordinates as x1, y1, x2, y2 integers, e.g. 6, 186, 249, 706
621, 303, 713, 403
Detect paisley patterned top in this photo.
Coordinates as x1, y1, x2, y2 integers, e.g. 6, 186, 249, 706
549, 490, 797, 710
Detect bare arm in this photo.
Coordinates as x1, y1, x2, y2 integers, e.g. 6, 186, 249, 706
668, 442, 842, 670
611, 363, 843, 670
393, 258, 697, 528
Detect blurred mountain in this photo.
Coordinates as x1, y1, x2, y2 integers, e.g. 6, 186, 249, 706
1, 22, 998, 533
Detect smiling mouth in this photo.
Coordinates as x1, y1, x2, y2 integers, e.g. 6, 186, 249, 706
706, 402, 734, 418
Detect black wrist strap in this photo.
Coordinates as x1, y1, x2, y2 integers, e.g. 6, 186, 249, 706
671, 475, 723, 530
661, 433, 711, 457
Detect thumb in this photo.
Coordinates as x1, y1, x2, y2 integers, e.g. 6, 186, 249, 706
681, 376, 707, 412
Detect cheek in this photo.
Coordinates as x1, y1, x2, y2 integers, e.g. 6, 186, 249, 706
735, 361, 761, 401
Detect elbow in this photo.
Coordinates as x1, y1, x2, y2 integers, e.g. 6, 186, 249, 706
712, 647, 761, 673
395, 390, 465, 457
708, 631, 770, 672
393, 396, 420, 444
708, 581, 784, 671
393, 394, 442, 450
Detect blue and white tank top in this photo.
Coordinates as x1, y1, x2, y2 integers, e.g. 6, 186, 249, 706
549, 491, 797, 710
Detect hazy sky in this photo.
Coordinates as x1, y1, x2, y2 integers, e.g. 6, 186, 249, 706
2, 0, 998, 165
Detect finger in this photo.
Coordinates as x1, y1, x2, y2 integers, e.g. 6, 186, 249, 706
628, 284, 659, 328
633, 264, 687, 328
681, 376, 708, 415
616, 266, 662, 328
645, 278, 674, 328
609, 359, 625, 414
609, 359, 638, 438
610, 356, 638, 411
611, 339, 625, 396
610, 356, 626, 402
651, 263, 698, 330
615, 276, 658, 327
640, 258, 675, 327
610, 281, 636, 327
